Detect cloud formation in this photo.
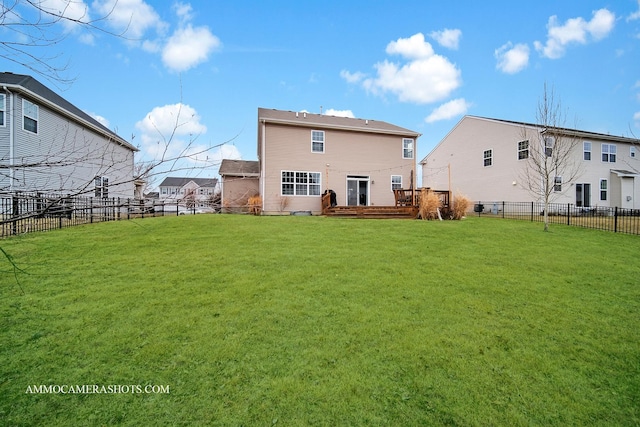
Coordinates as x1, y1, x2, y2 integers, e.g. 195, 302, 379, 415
425, 98, 471, 123
534, 9, 615, 59
342, 33, 462, 105
495, 42, 530, 74
324, 109, 355, 118
162, 24, 221, 72
429, 29, 462, 50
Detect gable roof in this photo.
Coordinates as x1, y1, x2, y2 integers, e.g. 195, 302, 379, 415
0, 72, 136, 151
219, 159, 259, 176
158, 177, 218, 188
258, 108, 421, 137
467, 115, 638, 144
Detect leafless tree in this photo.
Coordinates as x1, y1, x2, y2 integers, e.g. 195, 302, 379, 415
520, 84, 583, 231
0, 0, 127, 86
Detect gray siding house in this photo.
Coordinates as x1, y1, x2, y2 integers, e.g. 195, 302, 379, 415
0, 72, 136, 197
158, 177, 218, 208
421, 115, 640, 209
257, 108, 420, 214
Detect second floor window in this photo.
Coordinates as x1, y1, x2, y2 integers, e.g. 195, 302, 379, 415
631, 146, 636, 158
0, 93, 5, 126
311, 130, 324, 153
553, 176, 562, 192
483, 149, 492, 167
517, 140, 529, 160
583, 142, 591, 161
403, 138, 414, 159
602, 144, 616, 163
23, 99, 39, 133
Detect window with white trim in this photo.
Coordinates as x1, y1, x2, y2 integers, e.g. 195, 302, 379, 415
483, 149, 492, 167
391, 175, 402, 191
553, 176, 562, 192
0, 93, 5, 126
583, 142, 591, 161
403, 138, 414, 159
517, 140, 529, 160
311, 130, 325, 153
600, 179, 607, 201
602, 144, 616, 162
23, 99, 38, 133
631, 146, 636, 158
281, 171, 321, 196
544, 137, 554, 157
94, 176, 109, 198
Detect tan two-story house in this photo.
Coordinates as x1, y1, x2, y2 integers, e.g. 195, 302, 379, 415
257, 108, 420, 215
421, 115, 640, 209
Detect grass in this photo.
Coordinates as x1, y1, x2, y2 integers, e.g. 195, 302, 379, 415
1, 215, 639, 426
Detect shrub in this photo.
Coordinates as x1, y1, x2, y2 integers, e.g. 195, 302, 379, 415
419, 188, 442, 220
248, 196, 262, 215
451, 193, 471, 220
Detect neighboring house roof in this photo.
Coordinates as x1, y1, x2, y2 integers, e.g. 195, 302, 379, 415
158, 177, 218, 187
0, 72, 136, 152
421, 115, 639, 164
219, 159, 259, 176
258, 108, 421, 137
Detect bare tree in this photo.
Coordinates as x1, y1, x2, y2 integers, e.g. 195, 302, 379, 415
520, 84, 583, 231
0, 0, 126, 86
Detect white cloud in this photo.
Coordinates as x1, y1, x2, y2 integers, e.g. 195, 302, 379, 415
429, 29, 462, 50
344, 33, 461, 105
628, 0, 640, 21
135, 103, 208, 161
88, 112, 110, 128
162, 24, 221, 72
534, 9, 615, 59
340, 70, 366, 83
324, 109, 355, 118
93, 0, 166, 40
425, 98, 471, 123
495, 42, 530, 74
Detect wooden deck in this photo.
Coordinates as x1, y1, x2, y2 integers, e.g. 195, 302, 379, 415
321, 188, 450, 219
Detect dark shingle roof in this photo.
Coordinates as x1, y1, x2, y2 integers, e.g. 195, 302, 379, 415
158, 177, 218, 187
219, 159, 259, 176
0, 72, 135, 150
258, 108, 420, 137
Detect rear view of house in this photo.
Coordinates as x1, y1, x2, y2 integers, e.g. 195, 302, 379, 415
158, 177, 218, 210
257, 108, 420, 215
219, 159, 259, 213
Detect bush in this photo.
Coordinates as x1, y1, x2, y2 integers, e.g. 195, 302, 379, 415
419, 189, 442, 220
248, 196, 262, 215
451, 193, 471, 220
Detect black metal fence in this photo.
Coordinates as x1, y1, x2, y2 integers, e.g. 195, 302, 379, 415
0, 192, 213, 238
473, 201, 640, 235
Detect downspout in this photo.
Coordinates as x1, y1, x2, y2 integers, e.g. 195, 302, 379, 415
260, 120, 266, 213
3, 86, 14, 192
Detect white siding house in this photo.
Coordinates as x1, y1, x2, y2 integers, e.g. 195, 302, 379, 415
158, 177, 218, 209
0, 72, 137, 198
421, 116, 640, 209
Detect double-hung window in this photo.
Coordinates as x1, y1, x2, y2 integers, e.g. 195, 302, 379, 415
95, 176, 109, 198
544, 137, 554, 157
600, 179, 608, 201
311, 130, 325, 153
0, 93, 5, 126
281, 171, 321, 196
602, 144, 616, 162
583, 142, 591, 160
23, 99, 39, 133
403, 138, 414, 159
631, 146, 636, 159
483, 149, 493, 167
517, 140, 529, 160
553, 176, 562, 192
391, 175, 402, 191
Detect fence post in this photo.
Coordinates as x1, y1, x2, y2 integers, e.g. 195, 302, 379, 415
567, 203, 571, 226
530, 202, 534, 222
502, 201, 505, 218
12, 194, 19, 235
614, 206, 618, 233
90, 198, 94, 223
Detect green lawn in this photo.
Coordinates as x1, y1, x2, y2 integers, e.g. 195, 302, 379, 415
1, 215, 639, 426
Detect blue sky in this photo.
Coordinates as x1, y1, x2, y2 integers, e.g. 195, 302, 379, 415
4, 1, 640, 188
